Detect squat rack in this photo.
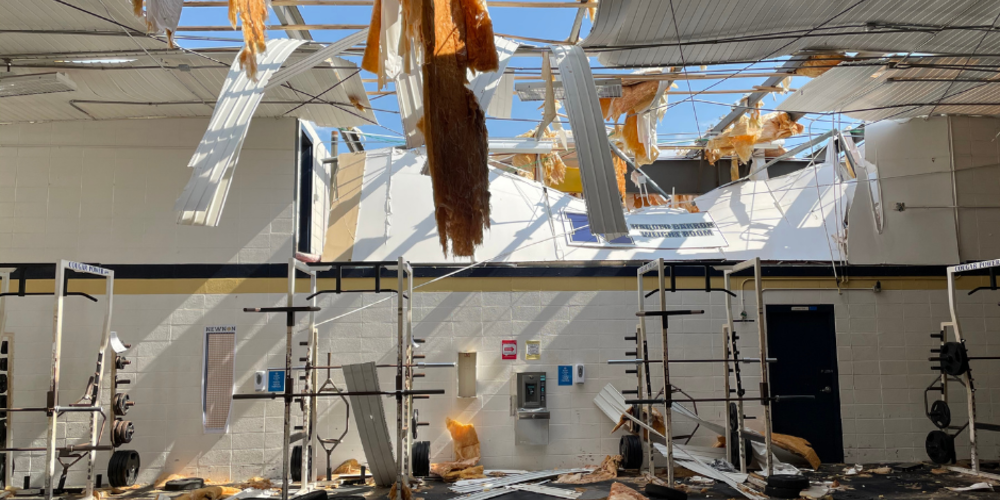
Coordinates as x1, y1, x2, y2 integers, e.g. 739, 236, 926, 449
0, 262, 119, 500
928, 259, 1000, 474
614, 258, 782, 485
236, 258, 451, 500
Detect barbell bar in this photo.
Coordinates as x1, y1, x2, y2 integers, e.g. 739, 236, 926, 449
608, 358, 776, 365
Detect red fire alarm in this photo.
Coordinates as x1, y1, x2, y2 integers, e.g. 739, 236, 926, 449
501, 339, 517, 360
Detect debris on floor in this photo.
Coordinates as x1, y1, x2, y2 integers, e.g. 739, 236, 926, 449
555, 455, 621, 484
430, 418, 486, 481
234, 477, 272, 490
946, 482, 995, 492
843, 464, 864, 475
769, 432, 822, 470
608, 482, 649, 500
333, 459, 362, 475
173, 486, 243, 500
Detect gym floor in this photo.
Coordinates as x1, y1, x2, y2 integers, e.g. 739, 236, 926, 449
55, 463, 998, 500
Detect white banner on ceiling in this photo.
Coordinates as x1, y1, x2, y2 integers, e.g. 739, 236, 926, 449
562, 209, 729, 250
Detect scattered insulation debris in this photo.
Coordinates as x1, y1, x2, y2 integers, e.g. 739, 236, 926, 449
602, 78, 670, 166
333, 459, 362, 475
172, 486, 243, 500
235, 477, 272, 490
130, 0, 183, 46
431, 418, 486, 481
794, 53, 850, 78
390, 481, 413, 500
554, 455, 621, 484
770, 432, 821, 470
608, 482, 648, 500
612, 404, 666, 440
704, 107, 803, 165
512, 129, 568, 186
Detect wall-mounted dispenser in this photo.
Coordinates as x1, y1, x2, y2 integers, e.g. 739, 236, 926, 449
457, 352, 477, 398
511, 371, 549, 445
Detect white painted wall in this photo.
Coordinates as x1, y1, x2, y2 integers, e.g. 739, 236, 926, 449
950, 116, 1000, 261
3, 285, 1000, 486
0, 118, 306, 264
849, 117, 960, 265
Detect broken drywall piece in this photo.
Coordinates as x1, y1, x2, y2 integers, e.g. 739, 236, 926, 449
551, 45, 629, 240
174, 38, 306, 227
486, 74, 515, 119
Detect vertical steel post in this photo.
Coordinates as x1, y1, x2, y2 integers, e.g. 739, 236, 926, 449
946, 267, 978, 472
752, 258, 774, 475
656, 258, 674, 486
395, 257, 405, 499
0, 269, 11, 491
84, 269, 114, 500
44, 261, 67, 500
636, 265, 652, 477
281, 258, 296, 500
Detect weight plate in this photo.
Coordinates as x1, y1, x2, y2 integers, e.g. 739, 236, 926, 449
619, 434, 643, 470
645, 483, 688, 500
926, 430, 955, 464
164, 478, 205, 491
291, 445, 302, 483
107, 450, 140, 487
412, 441, 430, 477
412, 409, 419, 440
764, 486, 804, 499
766, 474, 809, 490
929, 400, 951, 429
113, 393, 130, 416
0, 374, 7, 394
115, 356, 128, 370
112, 420, 134, 447
940, 342, 970, 376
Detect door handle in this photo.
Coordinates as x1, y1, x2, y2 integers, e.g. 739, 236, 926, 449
820, 369, 834, 374
820, 386, 832, 393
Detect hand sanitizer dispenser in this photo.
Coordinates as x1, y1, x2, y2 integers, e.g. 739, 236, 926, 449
512, 371, 549, 445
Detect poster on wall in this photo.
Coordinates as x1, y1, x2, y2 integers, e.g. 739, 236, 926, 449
501, 339, 517, 360
202, 325, 236, 434
525, 340, 541, 360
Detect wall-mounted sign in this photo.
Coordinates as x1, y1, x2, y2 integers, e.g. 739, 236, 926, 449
525, 340, 541, 360
501, 340, 517, 360
558, 365, 573, 386
266, 369, 285, 392
563, 209, 728, 250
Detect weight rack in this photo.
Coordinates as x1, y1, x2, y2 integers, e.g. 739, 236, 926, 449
924, 258, 1000, 473
235, 258, 452, 500
0, 261, 125, 500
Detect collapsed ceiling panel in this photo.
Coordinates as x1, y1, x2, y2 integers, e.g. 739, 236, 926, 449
778, 58, 1000, 121
583, 0, 1000, 68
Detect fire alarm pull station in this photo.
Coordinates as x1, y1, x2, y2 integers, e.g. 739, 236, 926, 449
512, 371, 549, 445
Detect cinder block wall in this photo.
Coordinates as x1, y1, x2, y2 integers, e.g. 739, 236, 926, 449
0, 118, 298, 263
3, 285, 1000, 486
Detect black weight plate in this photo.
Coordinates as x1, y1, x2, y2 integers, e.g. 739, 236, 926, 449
766, 474, 809, 490
412, 441, 430, 477
0, 375, 7, 394
940, 342, 969, 376
645, 483, 687, 500
926, 430, 955, 464
291, 445, 302, 482
764, 486, 804, 499
108, 450, 140, 487
164, 478, 205, 491
929, 400, 951, 429
292, 491, 327, 500
2, 341, 8, 354
412, 409, 419, 440
619, 434, 643, 470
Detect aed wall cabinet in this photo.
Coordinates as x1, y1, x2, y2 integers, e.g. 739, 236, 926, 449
457, 352, 477, 398
512, 371, 549, 445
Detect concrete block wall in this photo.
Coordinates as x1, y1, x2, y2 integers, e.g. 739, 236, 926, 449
0, 118, 299, 264
4, 284, 1000, 486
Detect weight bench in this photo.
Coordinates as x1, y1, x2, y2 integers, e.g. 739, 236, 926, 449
342, 362, 396, 487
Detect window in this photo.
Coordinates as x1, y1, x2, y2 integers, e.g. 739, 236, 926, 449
297, 131, 314, 254
567, 212, 633, 245
203, 326, 236, 434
